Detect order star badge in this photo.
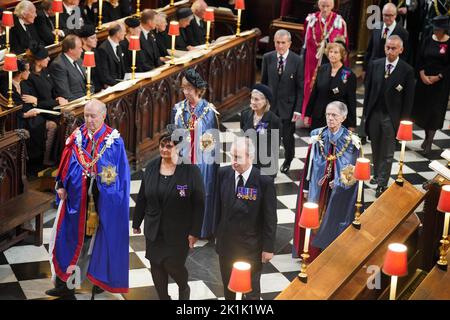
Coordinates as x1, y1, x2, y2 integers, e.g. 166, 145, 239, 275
99, 165, 118, 186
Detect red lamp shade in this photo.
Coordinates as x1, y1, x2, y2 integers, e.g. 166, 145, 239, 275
204, 8, 215, 22
52, 0, 64, 13
235, 0, 245, 10
437, 185, 450, 213
354, 158, 371, 181
299, 202, 319, 229
3, 54, 18, 72
228, 261, 252, 293
168, 21, 180, 36
382, 243, 408, 277
396, 120, 413, 141
2, 11, 14, 28
128, 35, 141, 51
82, 51, 96, 68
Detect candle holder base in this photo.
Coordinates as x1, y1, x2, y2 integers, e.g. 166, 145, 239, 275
395, 178, 404, 186
297, 272, 308, 283
352, 221, 361, 230
437, 262, 448, 271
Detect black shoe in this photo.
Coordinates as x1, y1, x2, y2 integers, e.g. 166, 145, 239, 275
361, 137, 367, 145
45, 281, 75, 298
369, 177, 377, 185
90, 285, 104, 300
179, 284, 190, 300
280, 161, 291, 174
375, 186, 387, 198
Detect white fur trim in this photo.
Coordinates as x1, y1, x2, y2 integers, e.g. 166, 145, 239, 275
351, 134, 361, 150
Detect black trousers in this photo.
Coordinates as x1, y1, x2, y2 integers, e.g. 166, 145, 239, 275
219, 255, 262, 300
150, 256, 188, 300
368, 109, 396, 187
280, 119, 295, 164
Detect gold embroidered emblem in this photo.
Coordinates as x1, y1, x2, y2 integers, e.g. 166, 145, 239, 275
340, 164, 357, 187
98, 165, 118, 186
199, 132, 215, 152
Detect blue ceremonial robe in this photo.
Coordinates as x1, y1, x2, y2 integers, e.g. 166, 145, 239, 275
50, 123, 130, 293
294, 126, 360, 259
172, 98, 219, 238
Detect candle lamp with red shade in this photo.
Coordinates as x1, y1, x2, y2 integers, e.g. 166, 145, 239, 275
82, 51, 96, 99
168, 21, 180, 65
52, 0, 63, 44
382, 243, 408, 300
235, 0, 245, 36
352, 158, 371, 229
297, 202, 319, 283
2, 11, 14, 52
204, 8, 214, 48
437, 185, 450, 271
395, 120, 413, 186
128, 36, 141, 80
228, 261, 252, 300
3, 54, 18, 108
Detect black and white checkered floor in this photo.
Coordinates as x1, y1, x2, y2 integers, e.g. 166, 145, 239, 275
1, 93, 449, 300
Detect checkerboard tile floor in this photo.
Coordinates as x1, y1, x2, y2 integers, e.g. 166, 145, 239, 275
1, 95, 449, 300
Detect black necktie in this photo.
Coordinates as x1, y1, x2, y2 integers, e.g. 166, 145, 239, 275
278, 55, 284, 76
116, 45, 122, 61
236, 174, 244, 195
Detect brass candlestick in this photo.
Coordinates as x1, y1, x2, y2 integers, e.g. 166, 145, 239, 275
395, 140, 406, 186
5, 27, 11, 53
131, 50, 137, 80
86, 67, 92, 100
97, 0, 104, 31
297, 228, 311, 283
352, 181, 364, 229
236, 9, 242, 36
170, 0, 174, 6
437, 211, 450, 271
7, 71, 14, 108
54, 12, 60, 44
205, 20, 211, 48
136, 0, 141, 18
170, 35, 176, 65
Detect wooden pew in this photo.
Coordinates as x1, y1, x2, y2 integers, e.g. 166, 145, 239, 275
0, 124, 54, 252
276, 180, 425, 300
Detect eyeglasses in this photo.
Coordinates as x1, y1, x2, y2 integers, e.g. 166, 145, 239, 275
325, 112, 341, 118
160, 143, 174, 150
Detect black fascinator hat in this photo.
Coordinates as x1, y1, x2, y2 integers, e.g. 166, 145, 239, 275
184, 69, 208, 89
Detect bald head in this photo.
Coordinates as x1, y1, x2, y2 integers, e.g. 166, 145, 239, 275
382, 3, 397, 27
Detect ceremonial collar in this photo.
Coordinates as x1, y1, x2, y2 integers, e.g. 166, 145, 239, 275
81, 123, 108, 144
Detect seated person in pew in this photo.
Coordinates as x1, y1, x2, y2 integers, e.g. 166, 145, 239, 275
188, 0, 207, 47
120, 17, 142, 73
0, 59, 59, 175
35, 0, 66, 46
25, 44, 68, 167
77, 24, 101, 92
49, 34, 89, 101
139, 9, 164, 71
293, 101, 360, 262
99, 0, 123, 23
61, 0, 88, 35
175, 8, 196, 51
10, 1, 44, 55
155, 13, 171, 59
80, 0, 98, 26
96, 23, 126, 88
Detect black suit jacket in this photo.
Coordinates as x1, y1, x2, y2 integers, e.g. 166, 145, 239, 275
305, 64, 357, 129
214, 166, 277, 262
49, 53, 87, 101
261, 50, 304, 120
101, 1, 122, 23
133, 158, 205, 245
97, 39, 126, 87
363, 23, 409, 70
26, 70, 59, 109
139, 31, 163, 71
187, 17, 206, 46
363, 58, 415, 136
10, 16, 43, 54
60, 6, 86, 34
35, 10, 55, 46
175, 27, 194, 50
155, 30, 170, 57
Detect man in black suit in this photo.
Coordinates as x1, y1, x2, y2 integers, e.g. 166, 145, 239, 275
10, 1, 43, 54
97, 23, 126, 88
139, 9, 163, 71
49, 34, 88, 101
188, 0, 207, 46
261, 29, 303, 174
364, 3, 409, 71
215, 137, 277, 300
61, 0, 86, 35
363, 35, 415, 198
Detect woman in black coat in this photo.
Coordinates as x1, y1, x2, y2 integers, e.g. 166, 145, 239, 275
304, 40, 357, 131
240, 84, 281, 178
411, 16, 450, 155
132, 131, 205, 300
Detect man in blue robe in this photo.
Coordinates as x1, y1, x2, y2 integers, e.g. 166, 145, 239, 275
294, 101, 360, 261
47, 99, 130, 298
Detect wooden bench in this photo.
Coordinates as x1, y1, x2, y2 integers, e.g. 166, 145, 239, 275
0, 128, 54, 252
0, 189, 54, 252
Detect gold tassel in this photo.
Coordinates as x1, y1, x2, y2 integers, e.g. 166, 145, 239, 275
86, 195, 99, 236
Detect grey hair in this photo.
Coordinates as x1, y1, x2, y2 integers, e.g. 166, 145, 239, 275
156, 12, 167, 20
387, 34, 404, 48
231, 137, 255, 160
85, 99, 107, 116
14, 1, 35, 18
274, 29, 291, 42
326, 101, 348, 118
251, 89, 271, 113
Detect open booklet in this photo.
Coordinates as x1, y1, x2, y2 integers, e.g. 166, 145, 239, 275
33, 108, 61, 116
429, 160, 450, 181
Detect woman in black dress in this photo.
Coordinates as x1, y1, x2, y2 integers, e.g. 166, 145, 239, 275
240, 84, 281, 178
411, 15, 450, 155
304, 39, 357, 131
132, 131, 205, 300
25, 45, 68, 166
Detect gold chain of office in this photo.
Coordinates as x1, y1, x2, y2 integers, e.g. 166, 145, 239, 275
77, 143, 108, 172
434, 0, 450, 15
318, 129, 353, 161
179, 102, 211, 130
